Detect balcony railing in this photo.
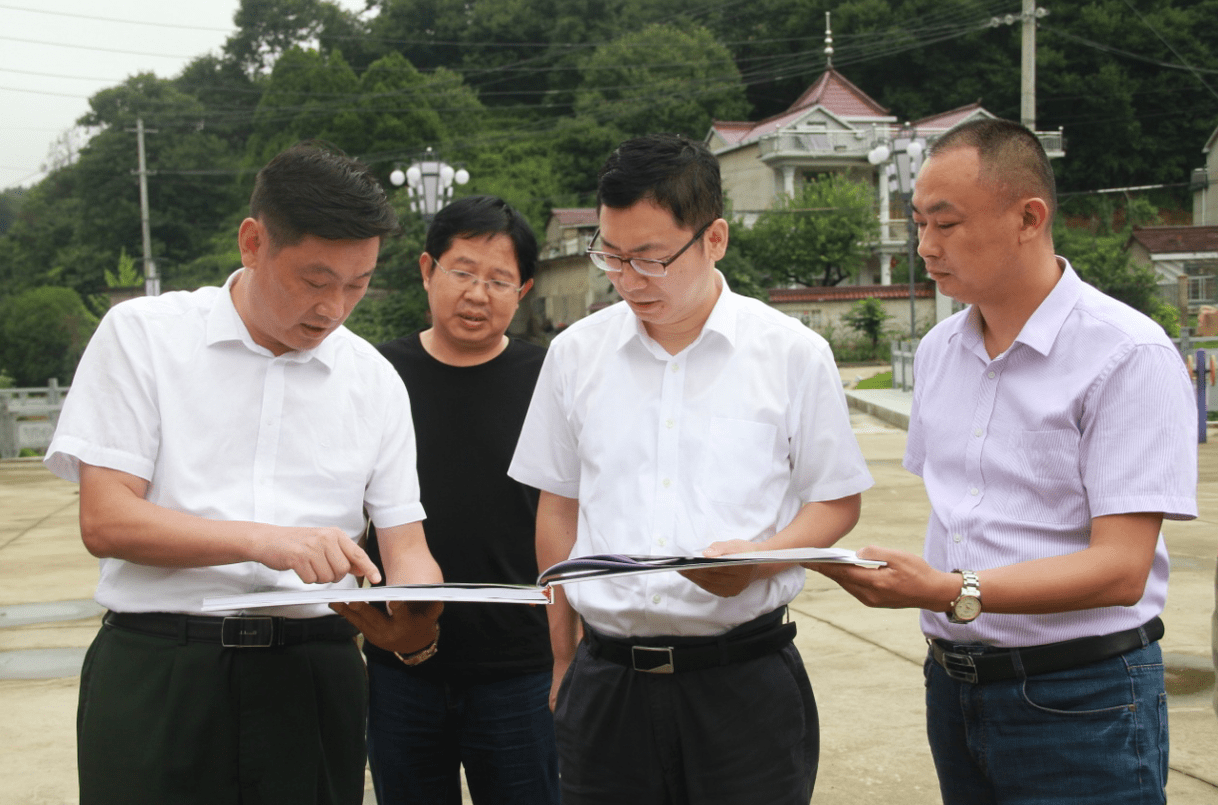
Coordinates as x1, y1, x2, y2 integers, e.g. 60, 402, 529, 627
758, 130, 873, 160
758, 127, 1065, 161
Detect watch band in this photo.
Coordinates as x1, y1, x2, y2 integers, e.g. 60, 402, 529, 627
947, 569, 982, 624
393, 623, 440, 666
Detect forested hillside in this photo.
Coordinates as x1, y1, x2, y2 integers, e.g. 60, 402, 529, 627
1, 0, 1215, 342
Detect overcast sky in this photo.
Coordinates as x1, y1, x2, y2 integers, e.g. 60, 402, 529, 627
0, 0, 367, 191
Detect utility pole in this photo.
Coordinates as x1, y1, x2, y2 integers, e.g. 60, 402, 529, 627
991, 4, 1048, 130
1021, 0, 1037, 129
131, 117, 160, 296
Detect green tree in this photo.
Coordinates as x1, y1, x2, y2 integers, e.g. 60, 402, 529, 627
355, 53, 484, 163
841, 297, 892, 352
715, 242, 770, 303
244, 48, 364, 167
0, 73, 246, 301
738, 173, 879, 287
1054, 200, 1179, 336
244, 48, 483, 180
223, 0, 365, 75
574, 24, 750, 140
0, 187, 26, 237
105, 249, 142, 288
0, 287, 98, 387
344, 200, 431, 343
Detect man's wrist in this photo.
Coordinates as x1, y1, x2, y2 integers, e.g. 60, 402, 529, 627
393, 622, 440, 666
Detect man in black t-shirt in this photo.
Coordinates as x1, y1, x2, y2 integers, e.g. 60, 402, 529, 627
360, 196, 556, 805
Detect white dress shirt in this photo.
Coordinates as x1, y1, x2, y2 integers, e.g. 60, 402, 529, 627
907, 260, 1197, 647
45, 271, 425, 617
509, 275, 874, 638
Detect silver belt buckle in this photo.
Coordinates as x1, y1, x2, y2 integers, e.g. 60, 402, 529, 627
941, 650, 979, 683
221, 616, 276, 648
632, 645, 675, 674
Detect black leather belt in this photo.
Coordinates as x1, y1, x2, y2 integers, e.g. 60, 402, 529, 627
584, 609, 796, 674
103, 611, 358, 648
929, 617, 1164, 684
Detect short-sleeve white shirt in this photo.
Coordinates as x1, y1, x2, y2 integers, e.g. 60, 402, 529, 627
509, 275, 874, 638
906, 260, 1198, 647
45, 271, 426, 617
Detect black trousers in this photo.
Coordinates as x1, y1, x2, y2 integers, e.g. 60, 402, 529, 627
77, 619, 368, 805
554, 631, 818, 805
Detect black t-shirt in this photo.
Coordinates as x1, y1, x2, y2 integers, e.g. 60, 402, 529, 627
365, 332, 550, 684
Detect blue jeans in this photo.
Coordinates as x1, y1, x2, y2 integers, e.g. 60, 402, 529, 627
924, 641, 1169, 805
366, 662, 559, 805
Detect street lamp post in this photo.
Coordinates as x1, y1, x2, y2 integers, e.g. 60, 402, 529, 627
868, 135, 926, 340
389, 147, 470, 222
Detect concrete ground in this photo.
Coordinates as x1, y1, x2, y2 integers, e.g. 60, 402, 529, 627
1, 376, 1214, 804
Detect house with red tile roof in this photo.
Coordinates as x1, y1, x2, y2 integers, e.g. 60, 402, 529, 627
1127, 225, 1218, 314
509, 207, 615, 340
706, 69, 1065, 291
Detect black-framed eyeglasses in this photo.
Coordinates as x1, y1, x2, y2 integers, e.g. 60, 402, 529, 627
429, 255, 526, 296
585, 220, 713, 278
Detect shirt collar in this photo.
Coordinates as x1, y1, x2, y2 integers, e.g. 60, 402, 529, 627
1011, 257, 1080, 357
947, 257, 1079, 360
206, 269, 338, 368
614, 270, 738, 353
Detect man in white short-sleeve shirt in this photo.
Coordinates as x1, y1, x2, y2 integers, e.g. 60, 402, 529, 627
45, 144, 443, 805
508, 134, 873, 805
817, 119, 1197, 805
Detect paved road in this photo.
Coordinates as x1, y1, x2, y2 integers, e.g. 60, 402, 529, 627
1, 395, 1214, 804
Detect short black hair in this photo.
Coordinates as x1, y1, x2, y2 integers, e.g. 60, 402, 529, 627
929, 119, 1057, 224
596, 134, 723, 231
249, 141, 399, 247
423, 195, 539, 283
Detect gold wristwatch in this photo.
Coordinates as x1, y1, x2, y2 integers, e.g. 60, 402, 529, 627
393, 623, 440, 666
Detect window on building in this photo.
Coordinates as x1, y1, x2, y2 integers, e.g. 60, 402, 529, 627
1186, 260, 1218, 306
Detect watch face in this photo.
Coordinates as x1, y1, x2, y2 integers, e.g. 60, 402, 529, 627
954, 596, 982, 621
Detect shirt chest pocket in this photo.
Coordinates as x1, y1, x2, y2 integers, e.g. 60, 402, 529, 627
990, 427, 1087, 525
697, 417, 779, 507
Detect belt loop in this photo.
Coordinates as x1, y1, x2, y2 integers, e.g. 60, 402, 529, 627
1008, 647, 1027, 679
1137, 622, 1149, 648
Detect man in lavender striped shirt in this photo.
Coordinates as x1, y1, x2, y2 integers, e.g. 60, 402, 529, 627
818, 119, 1197, 805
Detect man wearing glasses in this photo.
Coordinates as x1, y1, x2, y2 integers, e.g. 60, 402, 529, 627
509, 134, 873, 804
347, 195, 559, 805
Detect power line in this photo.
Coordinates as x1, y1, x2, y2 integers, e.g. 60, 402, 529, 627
1119, 0, 1218, 101
0, 34, 197, 60
1041, 25, 1218, 76
0, 2, 232, 32
0, 84, 91, 99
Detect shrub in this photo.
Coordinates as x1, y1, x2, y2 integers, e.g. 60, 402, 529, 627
0, 286, 98, 387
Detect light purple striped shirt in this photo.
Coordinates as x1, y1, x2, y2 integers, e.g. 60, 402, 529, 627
906, 260, 1198, 647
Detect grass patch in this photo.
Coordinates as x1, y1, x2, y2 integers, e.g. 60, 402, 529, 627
854, 371, 893, 390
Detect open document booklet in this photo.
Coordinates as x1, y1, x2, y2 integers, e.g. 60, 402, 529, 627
200, 546, 884, 611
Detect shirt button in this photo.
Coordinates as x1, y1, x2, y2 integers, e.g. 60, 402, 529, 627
970, 487, 979, 496
656, 537, 667, 547
652, 594, 662, 604
665, 419, 675, 429
973, 428, 983, 437
953, 533, 962, 543
987, 371, 996, 379
662, 478, 671, 488
671, 364, 680, 373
